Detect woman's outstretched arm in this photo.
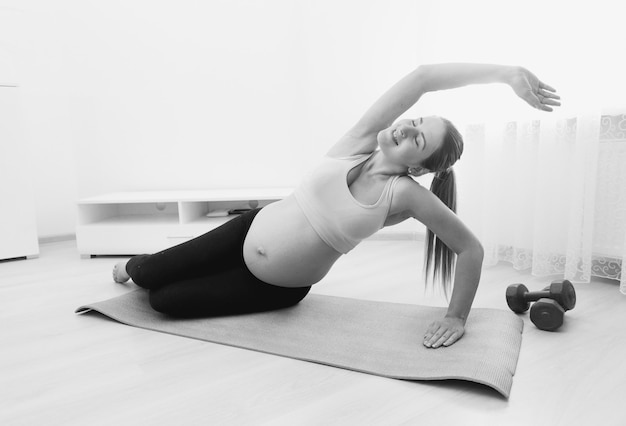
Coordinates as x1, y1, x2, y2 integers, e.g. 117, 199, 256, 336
347, 63, 560, 139
393, 177, 484, 348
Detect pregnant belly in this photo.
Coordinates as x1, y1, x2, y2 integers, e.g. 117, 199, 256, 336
243, 196, 342, 287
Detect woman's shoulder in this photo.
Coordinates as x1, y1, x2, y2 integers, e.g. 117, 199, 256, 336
388, 176, 428, 217
393, 175, 423, 193
393, 176, 429, 201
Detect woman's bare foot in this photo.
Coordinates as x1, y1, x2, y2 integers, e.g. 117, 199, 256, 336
112, 261, 131, 283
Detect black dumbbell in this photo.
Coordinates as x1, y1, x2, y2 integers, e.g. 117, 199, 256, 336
529, 298, 565, 331
505, 280, 576, 314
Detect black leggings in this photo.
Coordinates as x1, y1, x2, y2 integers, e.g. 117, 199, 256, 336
126, 208, 311, 318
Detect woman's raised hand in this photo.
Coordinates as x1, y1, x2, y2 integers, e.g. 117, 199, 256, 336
508, 67, 561, 112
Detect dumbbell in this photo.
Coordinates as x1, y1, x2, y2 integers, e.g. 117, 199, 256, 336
529, 299, 565, 331
506, 280, 576, 313
505, 280, 576, 331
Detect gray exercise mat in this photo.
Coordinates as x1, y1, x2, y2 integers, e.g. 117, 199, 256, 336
76, 290, 523, 398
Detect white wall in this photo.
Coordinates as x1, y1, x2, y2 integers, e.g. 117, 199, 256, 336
412, 0, 626, 124
2, 0, 419, 238
5, 0, 624, 238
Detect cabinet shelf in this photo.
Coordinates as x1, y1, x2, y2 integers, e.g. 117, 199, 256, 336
85, 214, 180, 227
76, 188, 292, 257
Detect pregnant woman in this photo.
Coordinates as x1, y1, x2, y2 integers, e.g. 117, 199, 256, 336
112, 63, 560, 348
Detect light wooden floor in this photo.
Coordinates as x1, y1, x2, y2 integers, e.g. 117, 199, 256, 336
1, 239, 624, 426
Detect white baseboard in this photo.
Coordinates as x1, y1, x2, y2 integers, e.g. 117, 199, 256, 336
39, 234, 77, 244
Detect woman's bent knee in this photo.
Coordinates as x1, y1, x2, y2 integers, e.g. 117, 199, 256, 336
126, 254, 152, 288
148, 289, 175, 315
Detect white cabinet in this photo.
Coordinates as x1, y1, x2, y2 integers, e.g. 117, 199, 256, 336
0, 86, 39, 261
76, 189, 292, 257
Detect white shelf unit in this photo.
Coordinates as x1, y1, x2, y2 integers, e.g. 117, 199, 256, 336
76, 189, 293, 257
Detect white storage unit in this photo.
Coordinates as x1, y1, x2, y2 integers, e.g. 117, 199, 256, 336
76, 189, 292, 257
0, 85, 39, 261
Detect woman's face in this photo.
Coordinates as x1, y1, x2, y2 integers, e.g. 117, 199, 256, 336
377, 116, 446, 170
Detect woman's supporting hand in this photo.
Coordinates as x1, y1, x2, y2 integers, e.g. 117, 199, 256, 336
508, 67, 561, 111
423, 316, 465, 348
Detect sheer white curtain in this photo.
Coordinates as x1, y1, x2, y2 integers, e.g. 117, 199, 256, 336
455, 114, 626, 293
410, 0, 626, 293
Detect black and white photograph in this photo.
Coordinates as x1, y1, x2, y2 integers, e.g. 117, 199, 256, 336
1, 0, 625, 424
